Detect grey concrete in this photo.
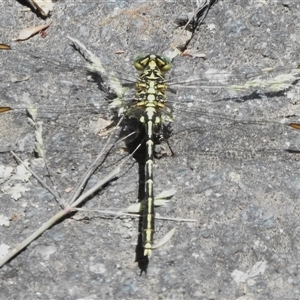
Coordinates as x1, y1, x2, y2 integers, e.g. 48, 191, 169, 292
1, 1, 300, 299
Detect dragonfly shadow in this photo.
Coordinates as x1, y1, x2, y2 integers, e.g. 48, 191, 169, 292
119, 117, 149, 272
216, 78, 300, 104
285, 149, 300, 154
69, 43, 118, 101
86, 70, 119, 101
120, 117, 173, 274
218, 89, 286, 104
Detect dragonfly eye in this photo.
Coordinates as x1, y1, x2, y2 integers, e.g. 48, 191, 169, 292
134, 54, 172, 72
156, 55, 171, 72
133, 54, 149, 71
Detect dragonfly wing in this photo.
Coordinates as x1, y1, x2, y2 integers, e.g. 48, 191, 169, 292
168, 65, 300, 93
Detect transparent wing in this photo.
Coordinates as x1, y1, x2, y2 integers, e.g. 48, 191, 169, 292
166, 65, 300, 161
0, 47, 122, 162
1, 44, 300, 165
168, 65, 300, 93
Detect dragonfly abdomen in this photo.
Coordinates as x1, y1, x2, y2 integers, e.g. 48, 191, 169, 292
143, 107, 157, 257
133, 54, 171, 256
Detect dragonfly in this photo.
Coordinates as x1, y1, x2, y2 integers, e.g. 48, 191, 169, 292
1, 37, 300, 261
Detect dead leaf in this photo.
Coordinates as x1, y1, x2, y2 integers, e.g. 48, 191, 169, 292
10, 214, 19, 222
152, 227, 176, 250
182, 49, 206, 58
0, 43, 11, 50
64, 187, 73, 194
25, 0, 55, 17
0, 107, 12, 113
93, 118, 114, 136
290, 123, 300, 131
15, 22, 52, 41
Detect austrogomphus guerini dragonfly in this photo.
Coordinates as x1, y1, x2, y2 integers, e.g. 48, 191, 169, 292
1, 38, 300, 261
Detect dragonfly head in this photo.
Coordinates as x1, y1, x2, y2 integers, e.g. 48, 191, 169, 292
134, 54, 171, 72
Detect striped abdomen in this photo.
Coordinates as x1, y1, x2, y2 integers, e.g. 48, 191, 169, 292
133, 54, 171, 256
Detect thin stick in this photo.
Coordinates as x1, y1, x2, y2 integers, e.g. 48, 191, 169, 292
67, 116, 124, 205
0, 159, 120, 268
74, 207, 196, 222
0, 143, 141, 268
